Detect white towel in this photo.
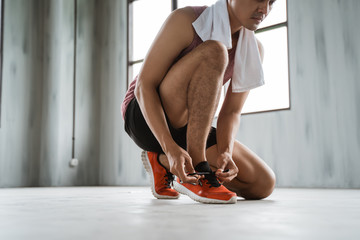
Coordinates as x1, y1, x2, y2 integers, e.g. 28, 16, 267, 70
192, 0, 264, 92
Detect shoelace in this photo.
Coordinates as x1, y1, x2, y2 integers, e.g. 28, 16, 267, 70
164, 171, 175, 188
203, 171, 221, 188
188, 171, 221, 188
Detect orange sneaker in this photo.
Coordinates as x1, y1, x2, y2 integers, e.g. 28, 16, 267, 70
141, 151, 179, 199
173, 162, 237, 204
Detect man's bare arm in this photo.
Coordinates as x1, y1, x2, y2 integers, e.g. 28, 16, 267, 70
135, 8, 197, 183
215, 38, 265, 182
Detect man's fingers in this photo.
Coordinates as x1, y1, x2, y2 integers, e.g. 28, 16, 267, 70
175, 168, 198, 184
217, 168, 237, 182
174, 155, 199, 184
182, 175, 199, 184
216, 160, 238, 182
217, 168, 236, 177
217, 160, 227, 172
184, 156, 196, 174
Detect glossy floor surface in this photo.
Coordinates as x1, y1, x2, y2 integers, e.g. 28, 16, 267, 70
1, 187, 359, 240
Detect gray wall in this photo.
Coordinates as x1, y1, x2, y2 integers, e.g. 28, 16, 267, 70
0, 0, 75, 187
74, 0, 145, 186
0, 0, 359, 188
238, 0, 360, 188
0, 0, 146, 187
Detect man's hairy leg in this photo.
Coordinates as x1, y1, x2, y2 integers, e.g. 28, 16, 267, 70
158, 40, 228, 169
186, 56, 226, 166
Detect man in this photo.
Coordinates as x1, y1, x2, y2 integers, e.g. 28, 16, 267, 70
122, 0, 276, 204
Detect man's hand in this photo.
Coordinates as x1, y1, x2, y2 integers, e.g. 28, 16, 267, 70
166, 146, 199, 184
215, 152, 238, 183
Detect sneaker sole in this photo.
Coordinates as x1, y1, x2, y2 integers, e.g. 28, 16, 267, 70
141, 151, 179, 199
173, 180, 237, 204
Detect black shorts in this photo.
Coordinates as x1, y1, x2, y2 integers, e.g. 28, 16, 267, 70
124, 98, 217, 153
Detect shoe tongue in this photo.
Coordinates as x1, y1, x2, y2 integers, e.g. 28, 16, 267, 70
195, 162, 221, 187
195, 161, 212, 173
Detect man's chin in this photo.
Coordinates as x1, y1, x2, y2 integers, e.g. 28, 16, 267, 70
244, 25, 259, 31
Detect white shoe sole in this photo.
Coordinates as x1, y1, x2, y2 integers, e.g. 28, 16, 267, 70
173, 179, 237, 204
141, 151, 179, 199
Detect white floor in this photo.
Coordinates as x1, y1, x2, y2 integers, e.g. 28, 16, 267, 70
0, 187, 359, 240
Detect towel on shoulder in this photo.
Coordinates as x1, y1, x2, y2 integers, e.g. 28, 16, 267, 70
192, 0, 265, 92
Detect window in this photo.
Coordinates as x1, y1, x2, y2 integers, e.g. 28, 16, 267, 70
128, 0, 289, 114
128, 0, 172, 85
245, 0, 289, 114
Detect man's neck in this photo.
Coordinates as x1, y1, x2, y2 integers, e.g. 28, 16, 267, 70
226, 1, 243, 34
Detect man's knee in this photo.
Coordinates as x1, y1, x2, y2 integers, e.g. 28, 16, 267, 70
253, 172, 276, 200
238, 170, 276, 200
200, 40, 229, 71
